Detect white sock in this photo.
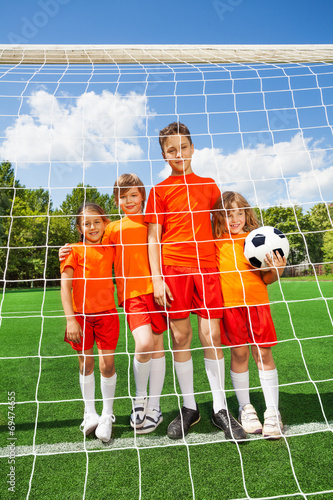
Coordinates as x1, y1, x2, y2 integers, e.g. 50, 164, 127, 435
205, 358, 226, 413
230, 370, 251, 410
100, 373, 117, 417
133, 357, 151, 398
79, 372, 97, 415
259, 368, 279, 411
174, 358, 196, 411
147, 356, 166, 411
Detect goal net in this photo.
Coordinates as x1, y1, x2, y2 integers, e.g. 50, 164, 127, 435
0, 44, 332, 500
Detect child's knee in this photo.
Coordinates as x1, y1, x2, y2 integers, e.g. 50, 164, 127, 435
100, 361, 115, 378
79, 358, 94, 375
231, 347, 249, 365
252, 346, 273, 367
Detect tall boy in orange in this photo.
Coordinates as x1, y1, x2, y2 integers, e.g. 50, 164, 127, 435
145, 122, 246, 441
104, 174, 167, 434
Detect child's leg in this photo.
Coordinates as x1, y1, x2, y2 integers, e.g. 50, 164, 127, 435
136, 333, 166, 435
251, 345, 282, 438
95, 349, 116, 442
230, 346, 251, 410
98, 349, 116, 416
251, 345, 278, 410
198, 317, 226, 413
147, 333, 165, 411
78, 348, 97, 415
170, 317, 196, 410
132, 324, 155, 397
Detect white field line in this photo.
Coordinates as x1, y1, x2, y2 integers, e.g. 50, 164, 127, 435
1, 421, 332, 458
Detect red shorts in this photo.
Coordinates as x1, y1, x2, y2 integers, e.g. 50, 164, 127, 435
162, 265, 223, 320
123, 293, 167, 334
221, 305, 277, 348
65, 309, 119, 351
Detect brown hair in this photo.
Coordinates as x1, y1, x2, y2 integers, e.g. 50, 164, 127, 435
76, 202, 108, 241
159, 122, 193, 152
113, 173, 146, 211
213, 191, 259, 238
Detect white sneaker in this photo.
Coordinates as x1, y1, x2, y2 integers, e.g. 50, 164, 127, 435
238, 404, 262, 434
130, 397, 147, 429
80, 413, 100, 436
95, 414, 115, 442
263, 408, 283, 439
136, 409, 163, 435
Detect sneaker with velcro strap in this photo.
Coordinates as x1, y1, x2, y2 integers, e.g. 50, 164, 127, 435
167, 405, 200, 440
238, 404, 262, 434
263, 408, 283, 439
95, 414, 116, 443
211, 408, 247, 442
135, 408, 163, 435
130, 397, 147, 429
80, 413, 100, 436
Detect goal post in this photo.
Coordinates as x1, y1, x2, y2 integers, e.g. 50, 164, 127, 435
1, 44, 333, 64
0, 44, 332, 500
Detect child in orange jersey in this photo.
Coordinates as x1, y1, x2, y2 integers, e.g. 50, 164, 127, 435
145, 122, 246, 442
213, 191, 287, 439
105, 173, 167, 434
60, 203, 119, 443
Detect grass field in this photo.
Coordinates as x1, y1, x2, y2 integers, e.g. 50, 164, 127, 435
0, 281, 332, 500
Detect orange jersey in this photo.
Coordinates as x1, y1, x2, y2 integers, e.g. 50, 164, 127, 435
60, 243, 116, 314
215, 233, 269, 307
145, 173, 220, 267
103, 215, 153, 306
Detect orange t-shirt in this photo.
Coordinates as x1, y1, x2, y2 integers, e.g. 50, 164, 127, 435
215, 233, 269, 307
60, 243, 116, 314
145, 173, 220, 267
103, 215, 153, 306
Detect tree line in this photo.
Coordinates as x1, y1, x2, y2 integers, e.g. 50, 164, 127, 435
0, 161, 332, 288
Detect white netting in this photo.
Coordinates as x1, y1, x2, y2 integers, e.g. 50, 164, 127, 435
0, 45, 332, 500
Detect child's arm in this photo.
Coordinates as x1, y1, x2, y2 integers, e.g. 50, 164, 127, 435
61, 268, 82, 343
261, 251, 287, 285
147, 223, 173, 308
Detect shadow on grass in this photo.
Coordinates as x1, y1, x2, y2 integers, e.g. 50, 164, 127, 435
0, 389, 331, 446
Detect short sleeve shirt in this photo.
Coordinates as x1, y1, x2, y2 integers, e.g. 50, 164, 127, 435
145, 173, 220, 267
215, 233, 269, 307
60, 243, 115, 314
103, 215, 153, 306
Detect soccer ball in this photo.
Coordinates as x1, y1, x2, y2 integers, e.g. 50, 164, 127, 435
244, 226, 289, 269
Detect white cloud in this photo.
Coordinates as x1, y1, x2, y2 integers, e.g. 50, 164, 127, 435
0, 90, 150, 165
159, 133, 333, 207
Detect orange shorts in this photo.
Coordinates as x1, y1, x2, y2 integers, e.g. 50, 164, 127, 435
162, 265, 223, 320
65, 309, 119, 351
221, 305, 277, 348
123, 293, 167, 334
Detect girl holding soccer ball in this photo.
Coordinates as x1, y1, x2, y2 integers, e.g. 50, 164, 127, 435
213, 191, 286, 439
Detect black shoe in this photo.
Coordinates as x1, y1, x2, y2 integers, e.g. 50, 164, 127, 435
167, 405, 201, 440
212, 409, 247, 442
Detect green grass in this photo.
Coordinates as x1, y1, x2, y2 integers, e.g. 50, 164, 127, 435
0, 283, 332, 499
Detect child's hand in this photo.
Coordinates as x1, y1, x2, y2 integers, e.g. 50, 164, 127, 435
153, 277, 174, 308
59, 243, 72, 262
264, 251, 286, 277
66, 319, 83, 344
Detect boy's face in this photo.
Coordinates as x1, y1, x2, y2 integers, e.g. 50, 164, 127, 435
118, 187, 143, 215
162, 134, 194, 176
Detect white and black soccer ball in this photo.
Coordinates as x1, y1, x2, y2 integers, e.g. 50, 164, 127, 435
244, 226, 289, 269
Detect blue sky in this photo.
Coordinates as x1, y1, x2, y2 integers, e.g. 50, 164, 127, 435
1, 0, 333, 45
0, 0, 333, 211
